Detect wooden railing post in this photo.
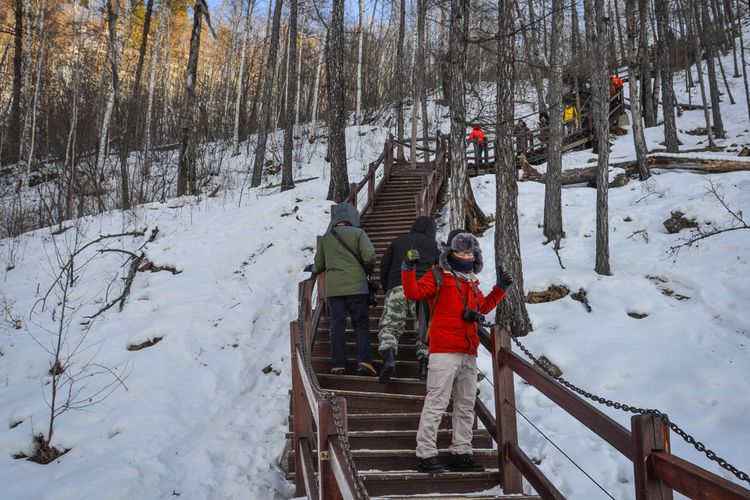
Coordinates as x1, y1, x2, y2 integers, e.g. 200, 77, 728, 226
318, 399, 345, 500
492, 326, 523, 493
632, 414, 673, 500
367, 171, 375, 214
349, 182, 358, 209
291, 322, 315, 497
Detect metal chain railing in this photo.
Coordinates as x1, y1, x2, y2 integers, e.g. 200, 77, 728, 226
509, 334, 750, 486
296, 320, 370, 499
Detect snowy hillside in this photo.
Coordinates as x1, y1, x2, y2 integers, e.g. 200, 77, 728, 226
2, 35, 750, 500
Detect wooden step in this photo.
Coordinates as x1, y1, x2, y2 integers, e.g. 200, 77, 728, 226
318, 373, 426, 396
346, 429, 493, 451
352, 448, 498, 472
312, 357, 422, 379
287, 412, 456, 431
318, 389, 432, 413
312, 341, 420, 360
318, 317, 415, 329
361, 470, 501, 496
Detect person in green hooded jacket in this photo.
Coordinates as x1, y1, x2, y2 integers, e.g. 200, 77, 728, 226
308, 202, 377, 376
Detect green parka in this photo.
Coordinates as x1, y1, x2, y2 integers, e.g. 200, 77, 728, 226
313, 203, 376, 298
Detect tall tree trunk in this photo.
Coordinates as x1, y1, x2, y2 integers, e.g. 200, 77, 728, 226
585, 0, 611, 275
395, 0, 406, 160
25, 2, 46, 181
448, 0, 468, 230
232, 0, 255, 156
143, 5, 167, 197
687, 0, 715, 146
129, 0, 154, 151
655, 0, 679, 152
625, 0, 650, 179
6, 0, 23, 163
282, 0, 298, 191
698, 0, 725, 138
106, 0, 131, 209
496, 0, 531, 338
740, 8, 750, 126
639, 0, 656, 127
543, 0, 564, 243
417, 0, 429, 155
326, 0, 349, 201
251, 0, 284, 187
355, 0, 365, 124
311, 33, 326, 125
177, 1, 207, 196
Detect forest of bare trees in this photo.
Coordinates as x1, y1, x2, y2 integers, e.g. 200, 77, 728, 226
0, 0, 748, 244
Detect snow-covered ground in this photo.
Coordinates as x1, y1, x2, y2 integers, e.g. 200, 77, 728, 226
2, 28, 750, 500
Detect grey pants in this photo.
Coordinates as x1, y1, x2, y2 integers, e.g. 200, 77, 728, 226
416, 353, 478, 458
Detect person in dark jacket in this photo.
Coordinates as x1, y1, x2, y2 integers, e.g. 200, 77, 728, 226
309, 202, 377, 376
401, 229, 512, 473
377, 216, 441, 384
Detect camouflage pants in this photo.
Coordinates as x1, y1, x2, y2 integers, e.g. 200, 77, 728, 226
378, 286, 429, 360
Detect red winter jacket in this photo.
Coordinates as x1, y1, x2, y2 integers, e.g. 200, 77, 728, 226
401, 267, 506, 356
468, 127, 486, 144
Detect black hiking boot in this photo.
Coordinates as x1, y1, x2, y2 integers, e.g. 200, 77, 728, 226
447, 452, 485, 472
418, 357, 428, 380
378, 349, 396, 384
417, 456, 445, 473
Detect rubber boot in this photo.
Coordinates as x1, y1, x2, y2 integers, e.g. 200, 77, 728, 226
418, 357, 428, 381
378, 349, 396, 384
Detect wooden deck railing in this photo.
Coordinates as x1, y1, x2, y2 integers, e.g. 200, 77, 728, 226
468, 90, 625, 171
477, 325, 750, 500
290, 135, 448, 499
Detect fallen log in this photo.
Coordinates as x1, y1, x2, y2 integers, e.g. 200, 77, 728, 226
520, 155, 750, 187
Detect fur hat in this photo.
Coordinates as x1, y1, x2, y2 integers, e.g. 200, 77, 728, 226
439, 230, 483, 273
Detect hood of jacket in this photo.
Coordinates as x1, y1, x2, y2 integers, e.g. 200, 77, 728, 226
409, 216, 437, 240
332, 202, 360, 227
438, 230, 483, 273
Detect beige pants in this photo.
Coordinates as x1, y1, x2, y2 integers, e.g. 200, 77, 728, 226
416, 352, 477, 458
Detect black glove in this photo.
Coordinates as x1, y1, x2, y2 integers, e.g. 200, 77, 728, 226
405, 248, 421, 266
303, 264, 314, 273
497, 265, 513, 289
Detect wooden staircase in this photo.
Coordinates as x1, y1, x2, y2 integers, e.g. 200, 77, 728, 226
289, 154, 537, 498
289, 134, 750, 500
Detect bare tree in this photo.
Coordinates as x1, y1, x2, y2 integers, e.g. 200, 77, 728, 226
543, 0, 565, 244
178, 0, 217, 196
585, 0, 612, 275
395, 0, 406, 160
251, 0, 284, 188
625, 0, 650, 179
326, 0, 350, 201
448, 0, 469, 230
697, 0, 725, 138
495, 0, 531, 338
282, 0, 298, 191
232, 0, 256, 156
655, 0, 679, 152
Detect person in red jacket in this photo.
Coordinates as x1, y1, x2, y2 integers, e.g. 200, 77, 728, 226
401, 229, 513, 473
467, 124, 487, 168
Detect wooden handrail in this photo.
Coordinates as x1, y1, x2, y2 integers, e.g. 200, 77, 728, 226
651, 451, 750, 500
501, 347, 633, 460
298, 437, 320, 500
507, 442, 566, 500
478, 326, 750, 500
329, 435, 362, 500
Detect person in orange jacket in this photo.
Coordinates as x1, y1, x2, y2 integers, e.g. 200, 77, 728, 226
609, 74, 623, 98
467, 124, 486, 168
401, 229, 512, 473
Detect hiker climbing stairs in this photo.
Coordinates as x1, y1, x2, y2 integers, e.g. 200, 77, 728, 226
288, 153, 535, 497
